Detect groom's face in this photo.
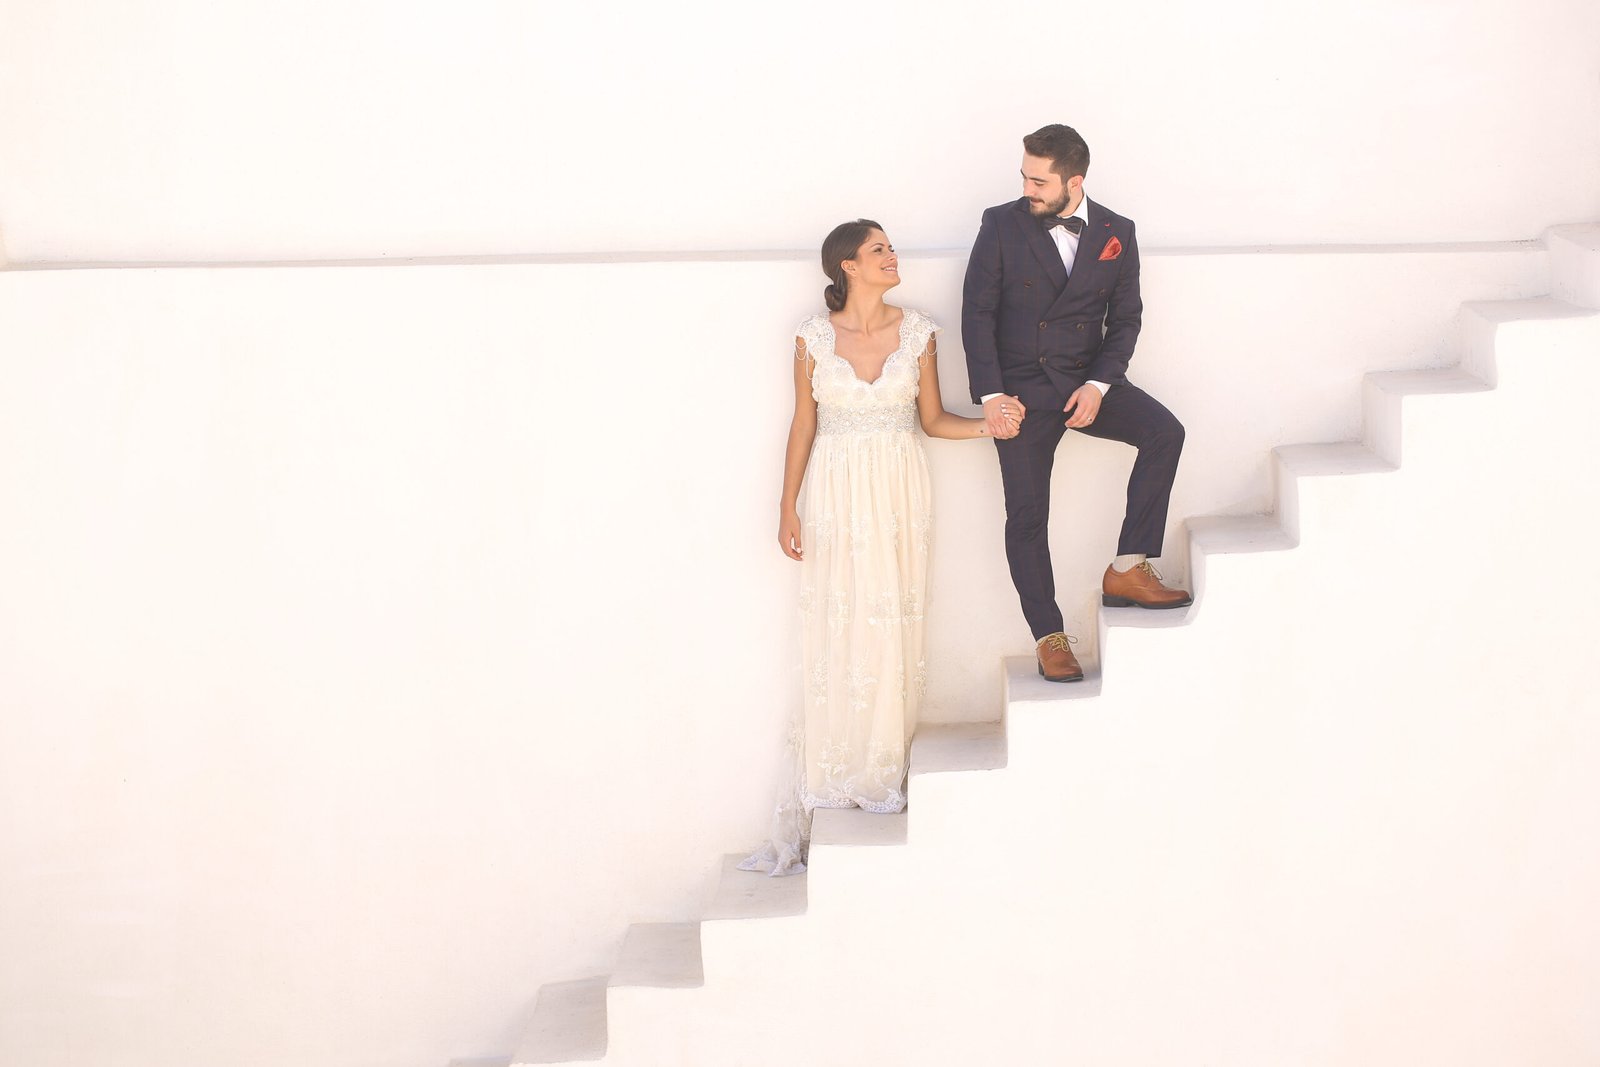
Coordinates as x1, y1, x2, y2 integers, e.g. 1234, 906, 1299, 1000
1021, 153, 1082, 217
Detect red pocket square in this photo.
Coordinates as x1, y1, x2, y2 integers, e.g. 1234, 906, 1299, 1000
1098, 236, 1123, 262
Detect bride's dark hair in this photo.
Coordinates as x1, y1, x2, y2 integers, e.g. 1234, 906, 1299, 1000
821, 218, 883, 312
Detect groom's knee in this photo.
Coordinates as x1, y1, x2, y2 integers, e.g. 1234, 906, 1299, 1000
1004, 499, 1050, 541
1137, 413, 1184, 457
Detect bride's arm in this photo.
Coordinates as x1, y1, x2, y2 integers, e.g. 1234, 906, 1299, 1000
916, 337, 1021, 440
779, 336, 818, 560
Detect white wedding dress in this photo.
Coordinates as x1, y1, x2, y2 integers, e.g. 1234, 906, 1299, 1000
741, 308, 937, 876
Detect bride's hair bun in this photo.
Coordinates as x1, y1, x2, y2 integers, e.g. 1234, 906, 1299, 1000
820, 218, 883, 312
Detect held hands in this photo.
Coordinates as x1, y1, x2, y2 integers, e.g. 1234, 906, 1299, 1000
983, 395, 1026, 440
1064, 384, 1102, 429
779, 507, 804, 560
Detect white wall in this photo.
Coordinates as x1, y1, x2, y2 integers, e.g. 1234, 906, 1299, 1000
1, 0, 1598, 263
0, 243, 1553, 1067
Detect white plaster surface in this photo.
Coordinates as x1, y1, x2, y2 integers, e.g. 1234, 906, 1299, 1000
1550, 223, 1600, 309
609, 924, 701, 990
512, 977, 606, 1066
0, 242, 1571, 1067
554, 300, 1600, 1067
1, 0, 1598, 262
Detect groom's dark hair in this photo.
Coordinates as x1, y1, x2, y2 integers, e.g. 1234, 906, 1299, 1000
1023, 124, 1090, 180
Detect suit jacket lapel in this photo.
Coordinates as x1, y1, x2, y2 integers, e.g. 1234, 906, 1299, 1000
1046, 198, 1107, 317
1077, 199, 1113, 265
1015, 200, 1069, 292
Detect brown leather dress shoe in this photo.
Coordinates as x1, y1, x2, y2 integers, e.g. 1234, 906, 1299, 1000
1101, 561, 1193, 609
1036, 632, 1085, 683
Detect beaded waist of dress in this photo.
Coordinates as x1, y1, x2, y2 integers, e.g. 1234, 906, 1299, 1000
816, 404, 917, 436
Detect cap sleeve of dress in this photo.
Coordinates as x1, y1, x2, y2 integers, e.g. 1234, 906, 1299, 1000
905, 308, 941, 364
795, 313, 830, 354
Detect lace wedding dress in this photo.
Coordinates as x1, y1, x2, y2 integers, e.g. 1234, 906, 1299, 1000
741, 308, 938, 876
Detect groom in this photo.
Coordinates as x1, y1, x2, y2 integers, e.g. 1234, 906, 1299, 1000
963, 123, 1189, 683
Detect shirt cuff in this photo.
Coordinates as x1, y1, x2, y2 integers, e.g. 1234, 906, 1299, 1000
980, 392, 1004, 403
1087, 380, 1110, 397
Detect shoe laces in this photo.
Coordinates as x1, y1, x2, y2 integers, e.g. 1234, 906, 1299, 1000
1136, 561, 1164, 581
1039, 633, 1078, 653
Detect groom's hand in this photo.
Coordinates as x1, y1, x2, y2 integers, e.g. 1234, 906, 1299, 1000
984, 395, 1025, 438
1064, 384, 1102, 429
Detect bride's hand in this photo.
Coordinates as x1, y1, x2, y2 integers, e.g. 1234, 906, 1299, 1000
779, 509, 804, 561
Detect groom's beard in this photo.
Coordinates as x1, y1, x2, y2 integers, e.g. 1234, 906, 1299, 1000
1029, 188, 1072, 217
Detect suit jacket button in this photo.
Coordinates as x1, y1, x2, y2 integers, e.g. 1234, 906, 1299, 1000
1039, 321, 1047, 329
1039, 357, 1047, 364
1024, 280, 1033, 288
1099, 289, 1107, 295
1076, 323, 1086, 330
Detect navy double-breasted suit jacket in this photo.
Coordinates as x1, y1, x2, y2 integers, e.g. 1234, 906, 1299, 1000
961, 196, 1143, 410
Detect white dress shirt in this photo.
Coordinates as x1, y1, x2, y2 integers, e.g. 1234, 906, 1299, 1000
982, 194, 1111, 405
1045, 194, 1091, 279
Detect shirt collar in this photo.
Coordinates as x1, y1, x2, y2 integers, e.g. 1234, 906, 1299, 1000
1060, 195, 1089, 227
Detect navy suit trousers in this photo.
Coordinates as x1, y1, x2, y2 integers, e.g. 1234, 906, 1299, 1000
994, 381, 1184, 640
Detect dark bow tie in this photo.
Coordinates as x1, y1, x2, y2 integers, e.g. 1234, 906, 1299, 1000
1042, 215, 1085, 235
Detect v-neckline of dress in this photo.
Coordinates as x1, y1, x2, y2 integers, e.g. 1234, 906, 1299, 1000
824, 311, 909, 387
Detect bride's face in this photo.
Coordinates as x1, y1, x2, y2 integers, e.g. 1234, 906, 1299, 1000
845, 230, 900, 291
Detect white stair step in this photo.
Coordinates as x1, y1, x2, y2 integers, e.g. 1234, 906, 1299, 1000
1001, 655, 1106, 761
1273, 443, 1396, 542
810, 805, 908, 847
1459, 296, 1597, 384
909, 721, 1007, 776
801, 809, 913, 908
510, 976, 607, 1066
1101, 603, 1192, 630
1274, 441, 1396, 478
1187, 514, 1295, 556
1365, 367, 1491, 397
1097, 603, 1194, 690
698, 855, 810, 992
1549, 221, 1600, 250
610, 922, 703, 989
1460, 295, 1595, 326
1362, 368, 1493, 465
1185, 514, 1297, 608
1003, 654, 1103, 708
1548, 222, 1600, 309
704, 853, 807, 920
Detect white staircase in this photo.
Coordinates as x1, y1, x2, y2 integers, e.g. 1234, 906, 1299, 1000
488, 225, 1600, 1067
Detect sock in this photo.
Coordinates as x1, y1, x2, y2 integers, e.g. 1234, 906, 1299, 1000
1111, 553, 1146, 572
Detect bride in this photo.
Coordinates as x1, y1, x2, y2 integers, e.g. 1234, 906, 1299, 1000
741, 219, 1025, 875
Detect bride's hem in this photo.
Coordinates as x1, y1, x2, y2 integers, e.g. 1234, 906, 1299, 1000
736, 855, 808, 877
803, 793, 907, 815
